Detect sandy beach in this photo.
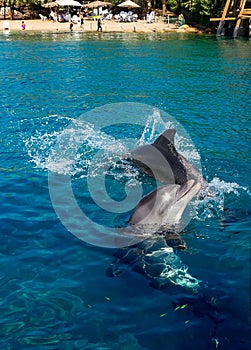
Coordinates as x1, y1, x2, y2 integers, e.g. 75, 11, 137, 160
0, 18, 202, 34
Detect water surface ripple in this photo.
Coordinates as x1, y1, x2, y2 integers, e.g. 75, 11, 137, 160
0, 32, 250, 349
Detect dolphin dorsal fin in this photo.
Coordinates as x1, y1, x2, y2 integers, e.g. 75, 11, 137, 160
153, 129, 176, 149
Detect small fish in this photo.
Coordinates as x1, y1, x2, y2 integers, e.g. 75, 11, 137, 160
174, 304, 188, 311
159, 313, 167, 317
212, 338, 219, 348
105, 296, 111, 301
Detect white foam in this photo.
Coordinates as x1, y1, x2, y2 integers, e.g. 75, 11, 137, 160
209, 177, 249, 196
188, 176, 250, 224
24, 111, 249, 224
24, 117, 132, 179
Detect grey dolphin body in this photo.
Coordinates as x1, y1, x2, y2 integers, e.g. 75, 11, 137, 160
110, 180, 202, 288
131, 129, 207, 187
129, 179, 201, 234
107, 237, 201, 290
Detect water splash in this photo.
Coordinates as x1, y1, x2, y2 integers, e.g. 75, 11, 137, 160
136, 108, 172, 145
25, 109, 201, 178
137, 109, 201, 171
25, 117, 131, 179
24, 109, 249, 225
209, 177, 249, 196
191, 177, 250, 222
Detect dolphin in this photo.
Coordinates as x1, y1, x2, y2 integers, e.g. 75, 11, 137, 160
106, 236, 224, 340
106, 236, 201, 290
129, 179, 201, 234
131, 128, 207, 188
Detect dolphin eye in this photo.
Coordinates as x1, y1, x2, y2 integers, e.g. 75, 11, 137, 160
158, 206, 163, 215
158, 202, 169, 216
159, 208, 165, 216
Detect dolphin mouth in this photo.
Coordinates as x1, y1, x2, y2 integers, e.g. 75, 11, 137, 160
177, 179, 201, 201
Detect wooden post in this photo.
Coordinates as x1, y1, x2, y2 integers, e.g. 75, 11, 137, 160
233, 0, 247, 37
216, 0, 231, 35
233, 17, 242, 37
216, 20, 225, 35
146, 0, 151, 11
3, 0, 6, 19
211, 0, 250, 37
221, 0, 232, 20
162, 0, 166, 16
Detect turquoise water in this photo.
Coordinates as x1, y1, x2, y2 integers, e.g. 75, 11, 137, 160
0, 31, 250, 349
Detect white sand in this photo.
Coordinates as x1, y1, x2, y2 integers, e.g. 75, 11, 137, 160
0, 19, 201, 34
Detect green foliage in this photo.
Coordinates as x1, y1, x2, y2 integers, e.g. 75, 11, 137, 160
164, 0, 225, 23
2, 0, 227, 25
112, 0, 123, 5
166, 0, 182, 12
4, 0, 45, 9
181, 0, 215, 16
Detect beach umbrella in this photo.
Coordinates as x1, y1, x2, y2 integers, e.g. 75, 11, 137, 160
42, 1, 59, 7
43, 0, 82, 6
118, 0, 140, 8
82, 1, 112, 8
57, 0, 82, 6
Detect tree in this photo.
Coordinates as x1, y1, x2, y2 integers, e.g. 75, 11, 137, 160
162, 0, 166, 14
165, 0, 225, 23
1, 0, 226, 24
2, 0, 47, 19
7, 0, 17, 19
146, 0, 152, 10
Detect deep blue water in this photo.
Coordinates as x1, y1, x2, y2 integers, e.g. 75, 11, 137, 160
0, 31, 250, 349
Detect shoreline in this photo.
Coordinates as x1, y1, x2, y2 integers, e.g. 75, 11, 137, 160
0, 19, 205, 34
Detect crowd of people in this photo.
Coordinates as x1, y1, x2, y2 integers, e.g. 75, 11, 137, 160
2, 6, 186, 33
49, 8, 78, 23
46, 7, 158, 25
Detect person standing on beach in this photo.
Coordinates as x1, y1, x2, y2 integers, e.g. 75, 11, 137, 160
80, 14, 84, 28
21, 21, 26, 30
97, 17, 102, 32
49, 10, 55, 21
70, 20, 74, 32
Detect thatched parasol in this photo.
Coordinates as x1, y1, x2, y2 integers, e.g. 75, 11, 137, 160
43, 0, 82, 7
117, 0, 140, 8
57, 0, 82, 6
82, 1, 112, 8
42, 1, 59, 8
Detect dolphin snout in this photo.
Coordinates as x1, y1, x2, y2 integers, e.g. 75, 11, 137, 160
177, 179, 201, 201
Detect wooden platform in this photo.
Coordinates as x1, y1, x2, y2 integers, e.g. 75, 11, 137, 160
210, 0, 251, 37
